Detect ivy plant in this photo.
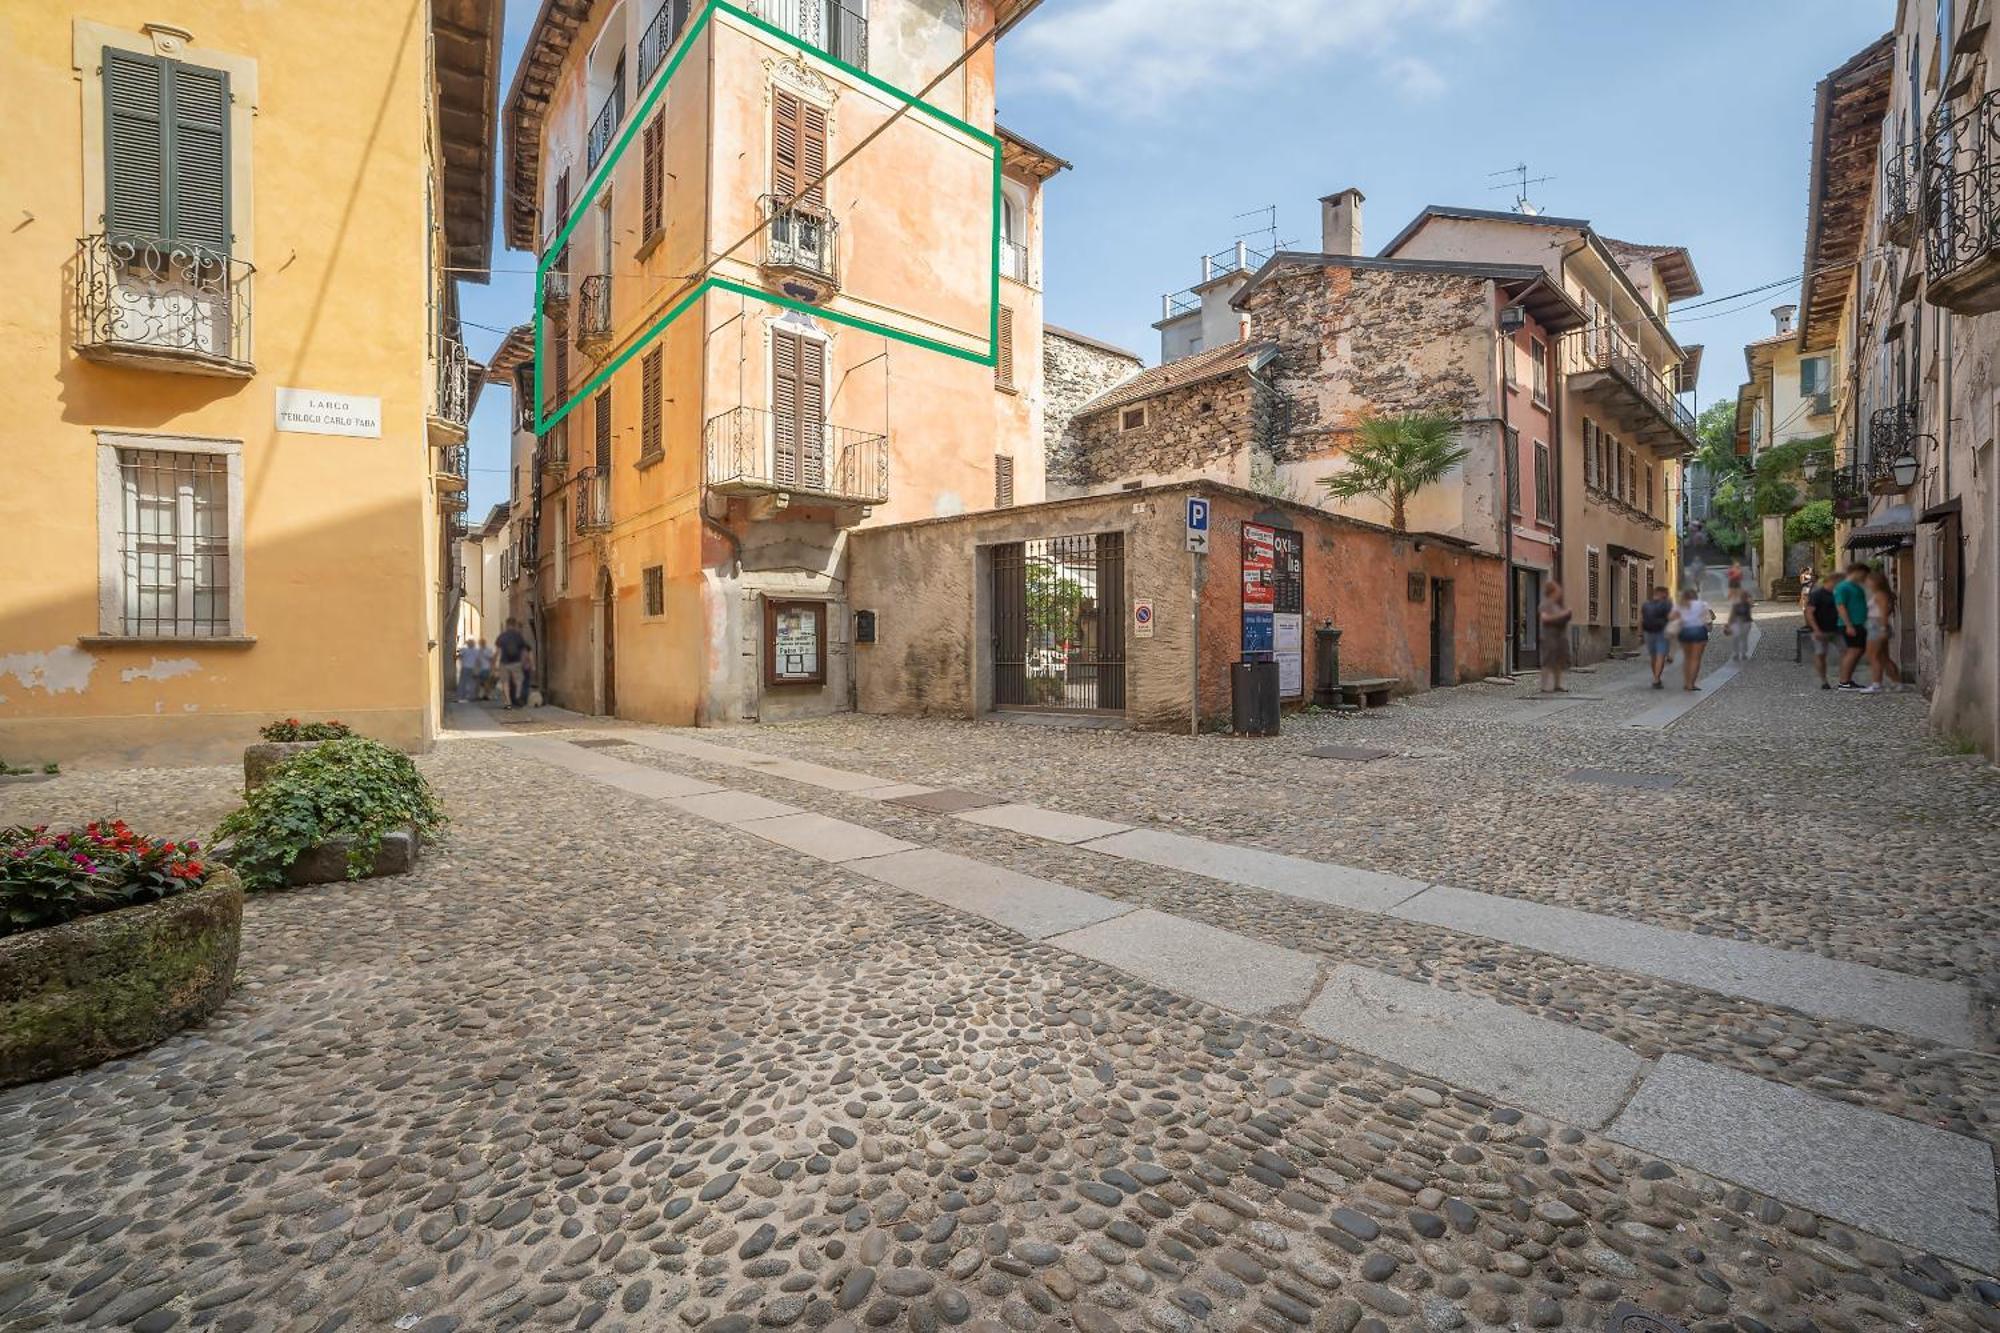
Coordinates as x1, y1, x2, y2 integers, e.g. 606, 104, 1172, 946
213, 738, 444, 892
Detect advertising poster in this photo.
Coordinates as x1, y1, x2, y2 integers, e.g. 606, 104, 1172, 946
1242, 523, 1276, 657
1274, 611, 1304, 696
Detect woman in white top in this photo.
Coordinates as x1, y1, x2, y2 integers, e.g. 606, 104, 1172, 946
1671, 588, 1715, 692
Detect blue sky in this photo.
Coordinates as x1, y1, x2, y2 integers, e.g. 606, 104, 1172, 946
459, 0, 1892, 516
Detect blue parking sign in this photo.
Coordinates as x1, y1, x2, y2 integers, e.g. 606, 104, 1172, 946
1185, 496, 1210, 553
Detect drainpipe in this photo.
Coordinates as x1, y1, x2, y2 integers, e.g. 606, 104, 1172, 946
1495, 300, 1516, 675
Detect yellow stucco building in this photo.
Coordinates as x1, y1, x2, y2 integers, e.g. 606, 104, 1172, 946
0, 0, 501, 766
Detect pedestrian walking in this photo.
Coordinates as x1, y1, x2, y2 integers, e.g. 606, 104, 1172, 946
1797, 567, 1816, 614
1725, 585, 1755, 663
455, 639, 481, 702
1805, 571, 1841, 690
1640, 584, 1675, 689
495, 619, 529, 709
1727, 558, 1744, 593
1833, 563, 1871, 689
473, 638, 495, 701
1671, 587, 1714, 692
1862, 570, 1906, 693
1537, 581, 1573, 694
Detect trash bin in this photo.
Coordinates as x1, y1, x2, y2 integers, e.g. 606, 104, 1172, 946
1230, 659, 1281, 736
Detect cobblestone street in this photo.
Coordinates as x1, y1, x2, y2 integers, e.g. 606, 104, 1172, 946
3, 611, 1998, 1333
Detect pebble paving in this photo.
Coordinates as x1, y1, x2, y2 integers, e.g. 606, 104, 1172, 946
2, 614, 1998, 1329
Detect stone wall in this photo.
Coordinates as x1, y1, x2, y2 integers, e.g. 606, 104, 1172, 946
1044, 329, 1143, 492
1060, 371, 1262, 492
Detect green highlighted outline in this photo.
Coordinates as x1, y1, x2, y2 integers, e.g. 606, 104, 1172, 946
533, 0, 1003, 434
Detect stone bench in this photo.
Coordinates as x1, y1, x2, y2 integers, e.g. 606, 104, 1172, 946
1337, 677, 1398, 709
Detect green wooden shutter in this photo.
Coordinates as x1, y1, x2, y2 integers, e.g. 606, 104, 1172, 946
166, 60, 230, 253
103, 47, 169, 239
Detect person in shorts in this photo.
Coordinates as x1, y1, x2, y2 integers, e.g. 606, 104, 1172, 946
1673, 587, 1714, 692
1834, 564, 1871, 689
1640, 585, 1675, 689
1806, 573, 1841, 690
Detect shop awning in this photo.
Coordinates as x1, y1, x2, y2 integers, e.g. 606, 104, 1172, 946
1844, 503, 1916, 550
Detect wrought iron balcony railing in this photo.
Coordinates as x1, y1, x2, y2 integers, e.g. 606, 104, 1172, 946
72, 234, 254, 375
1882, 134, 1920, 242
436, 442, 469, 486
1831, 462, 1870, 520
574, 465, 612, 532
639, 0, 695, 89
440, 489, 469, 514
756, 0, 868, 67
519, 515, 539, 564
1924, 91, 2000, 309
541, 417, 570, 473
1564, 327, 1697, 452
586, 75, 627, 172
432, 335, 471, 431
1865, 402, 1929, 492
1002, 239, 1030, 284
540, 268, 570, 320
575, 274, 614, 352
704, 405, 889, 506
761, 196, 839, 285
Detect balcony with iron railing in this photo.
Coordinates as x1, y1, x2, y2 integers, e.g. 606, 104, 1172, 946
1563, 327, 1697, 456
1001, 239, 1030, 285
1924, 91, 2000, 310
540, 268, 570, 321
760, 196, 839, 292
436, 443, 469, 491
704, 405, 888, 508
72, 234, 254, 376
440, 489, 469, 516
1882, 133, 1920, 244
575, 274, 614, 354
639, 0, 695, 88
1159, 240, 1273, 322
430, 334, 472, 442
541, 417, 570, 474
1830, 461, 1871, 520
586, 75, 627, 172
755, 0, 868, 67
1865, 402, 1929, 493
574, 465, 612, 532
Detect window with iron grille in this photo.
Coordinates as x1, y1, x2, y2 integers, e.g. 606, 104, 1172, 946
113, 447, 233, 637
1586, 549, 1601, 625
1533, 441, 1552, 521
643, 564, 664, 617
994, 454, 1015, 508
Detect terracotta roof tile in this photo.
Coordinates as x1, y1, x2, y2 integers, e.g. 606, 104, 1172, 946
1074, 339, 1273, 418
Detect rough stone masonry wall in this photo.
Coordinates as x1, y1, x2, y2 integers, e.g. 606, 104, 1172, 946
1062, 373, 1261, 489
1247, 264, 1492, 462
1043, 330, 1143, 491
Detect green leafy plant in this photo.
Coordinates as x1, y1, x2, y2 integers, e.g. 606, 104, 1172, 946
1320, 411, 1470, 531
1785, 498, 1835, 548
214, 738, 444, 892
258, 718, 355, 743
2, 821, 210, 936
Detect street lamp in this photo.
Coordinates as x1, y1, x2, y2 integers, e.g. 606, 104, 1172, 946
1803, 451, 1824, 481
1892, 449, 1918, 488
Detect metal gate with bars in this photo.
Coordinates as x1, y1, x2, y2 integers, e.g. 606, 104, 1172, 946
991, 533, 1126, 712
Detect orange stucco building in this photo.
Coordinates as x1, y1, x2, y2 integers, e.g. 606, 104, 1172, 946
500, 0, 1058, 725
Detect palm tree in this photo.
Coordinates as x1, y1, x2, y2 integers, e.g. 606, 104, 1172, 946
1319, 410, 1471, 532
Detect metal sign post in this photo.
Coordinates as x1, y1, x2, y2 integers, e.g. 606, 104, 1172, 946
1187, 497, 1209, 735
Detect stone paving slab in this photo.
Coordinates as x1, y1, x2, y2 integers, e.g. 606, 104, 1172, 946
955, 802, 1133, 844
1300, 965, 1645, 1128
1083, 828, 1429, 915
1608, 1055, 2000, 1272
593, 766, 728, 800
1306, 745, 1395, 762
620, 731, 894, 792
1390, 884, 1976, 1046
1047, 908, 1320, 1017
882, 788, 1005, 813
850, 783, 940, 801
1624, 659, 1746, 730
846, 847, 1130, 939
665, 789, 805, 824
736, 812, 917, 863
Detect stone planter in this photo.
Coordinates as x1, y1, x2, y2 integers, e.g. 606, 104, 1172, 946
283, 827, 420, 887
243, 740, 325, 793
0, 868, 243, 1088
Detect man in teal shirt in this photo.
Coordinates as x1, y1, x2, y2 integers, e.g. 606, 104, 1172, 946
1834, 563, 1871, 689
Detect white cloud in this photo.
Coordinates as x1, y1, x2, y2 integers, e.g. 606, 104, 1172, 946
1009, 0, 1495, 116
1385, 55, 1449, 102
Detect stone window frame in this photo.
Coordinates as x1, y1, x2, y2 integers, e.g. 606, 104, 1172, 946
88, 429, 249, 644
1118, 404, 1149, 433
641, 564, 665, 618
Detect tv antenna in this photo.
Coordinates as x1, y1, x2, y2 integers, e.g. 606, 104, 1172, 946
1488, 163, 1554, 216
1232, 204, 1292, 258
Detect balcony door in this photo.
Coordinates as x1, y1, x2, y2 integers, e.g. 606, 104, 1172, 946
771, 326, 826, 492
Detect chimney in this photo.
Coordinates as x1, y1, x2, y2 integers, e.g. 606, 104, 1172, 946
1320, 188, 1365, 257
1772, 304, 1797, 335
